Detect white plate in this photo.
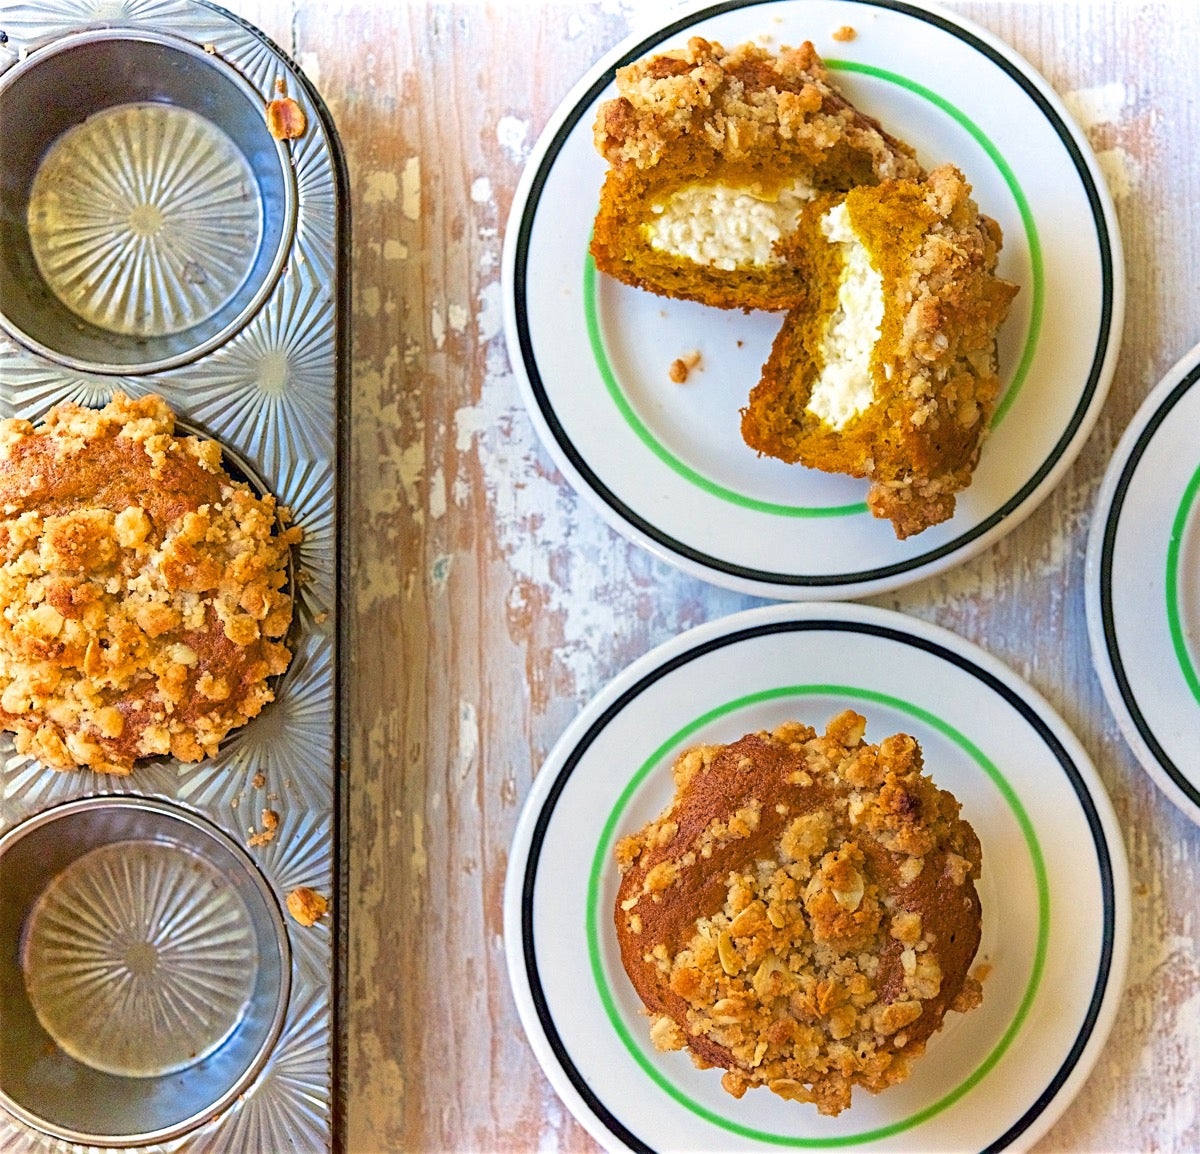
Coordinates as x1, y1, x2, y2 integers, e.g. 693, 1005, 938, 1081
505, 602, 1129, 1153
1086, 341, 1200, 826
501, 0, 1123, 600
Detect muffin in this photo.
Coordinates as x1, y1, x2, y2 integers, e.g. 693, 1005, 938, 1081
0, 392, 301, 774
590, 37, 922, 312
614, 710, 983, 1116
740, 164, 1019, 537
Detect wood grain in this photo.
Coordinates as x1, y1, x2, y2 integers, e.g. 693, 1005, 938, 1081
222, 3, 1200, 1150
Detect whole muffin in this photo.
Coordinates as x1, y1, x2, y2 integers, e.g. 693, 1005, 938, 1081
614, 710, 983, 1116
0, 392, 301, 774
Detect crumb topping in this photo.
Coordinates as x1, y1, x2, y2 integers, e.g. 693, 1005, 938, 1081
286, 885, 329, 927
595, 37, 919, 184
0, 392, 302, 774
248, 808, 281, 847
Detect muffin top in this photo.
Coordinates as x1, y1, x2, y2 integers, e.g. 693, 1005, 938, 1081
594, 36, 921, 187
0, 392, 301, 774
614, 710, 983, 1116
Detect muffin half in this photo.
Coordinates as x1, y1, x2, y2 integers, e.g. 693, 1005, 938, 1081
741, 165, 1019, 537
591, 38, 923, 311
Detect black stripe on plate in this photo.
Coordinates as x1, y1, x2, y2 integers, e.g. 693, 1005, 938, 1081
520, 616, 1117, 1153
510, 0, 1116, 589
1097, 360, 1200, 811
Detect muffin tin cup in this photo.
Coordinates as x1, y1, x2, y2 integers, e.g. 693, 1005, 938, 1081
0, 26, 297, 374
0, 797, 292, 1147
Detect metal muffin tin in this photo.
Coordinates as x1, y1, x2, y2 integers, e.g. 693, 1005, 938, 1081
0, 799, 292, 1145
0, 2, 347, 1150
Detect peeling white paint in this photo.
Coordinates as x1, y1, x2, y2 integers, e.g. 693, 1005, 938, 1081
454, 401, 489, 454
497, 115, 529, 163
363, 169, 399, 205
471, 176, 493, 204
476, 280, 504, 343
452, 340, 756, 697
457, 700, 479, 785
384, 238, 408, 260
1063, 81, 1130, 130
452, 351, 621, 692
1096, 146, 1140, 201
296, 51, 321, 88
402, 156, 421, 221
429, 466, 447, 520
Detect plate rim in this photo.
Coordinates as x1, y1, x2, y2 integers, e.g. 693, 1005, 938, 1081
1085, 338, 1200, 826
504, 601, 1131, 1153
500, 0, 1125, 601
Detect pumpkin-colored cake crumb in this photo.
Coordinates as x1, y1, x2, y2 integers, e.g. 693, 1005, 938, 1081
614, 710, 983, 1116
0, 392, 302, 774
287, 886, 329, 927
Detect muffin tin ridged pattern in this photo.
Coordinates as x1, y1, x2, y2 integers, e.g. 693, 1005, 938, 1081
22, 839, 261, 1078
0, 0, 343, 1149
26, 101, 264, 338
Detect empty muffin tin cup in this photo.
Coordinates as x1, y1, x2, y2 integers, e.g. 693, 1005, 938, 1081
0, 28, 297, 374
0, 797, 291, 1146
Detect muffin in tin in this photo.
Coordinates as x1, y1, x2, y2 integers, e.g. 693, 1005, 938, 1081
0, 392, 301, 774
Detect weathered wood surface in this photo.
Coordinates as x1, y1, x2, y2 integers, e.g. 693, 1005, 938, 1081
224, 2, 1200, 1149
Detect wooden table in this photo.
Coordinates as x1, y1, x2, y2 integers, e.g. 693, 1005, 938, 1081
219, 2, 1199, 1149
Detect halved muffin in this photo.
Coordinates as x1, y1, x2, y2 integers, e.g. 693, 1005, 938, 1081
590, 37, 923, 311
741, 165, 1019, 537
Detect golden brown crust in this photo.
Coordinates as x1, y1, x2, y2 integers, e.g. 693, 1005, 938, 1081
741, 164, 1019, 537
614, 711, 983, 1116
0, 392, 302, 774
590, 37, 922, 311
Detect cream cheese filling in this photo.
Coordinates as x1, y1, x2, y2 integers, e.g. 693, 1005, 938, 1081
645, 179, 815, 271
806, 202, 885, 430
